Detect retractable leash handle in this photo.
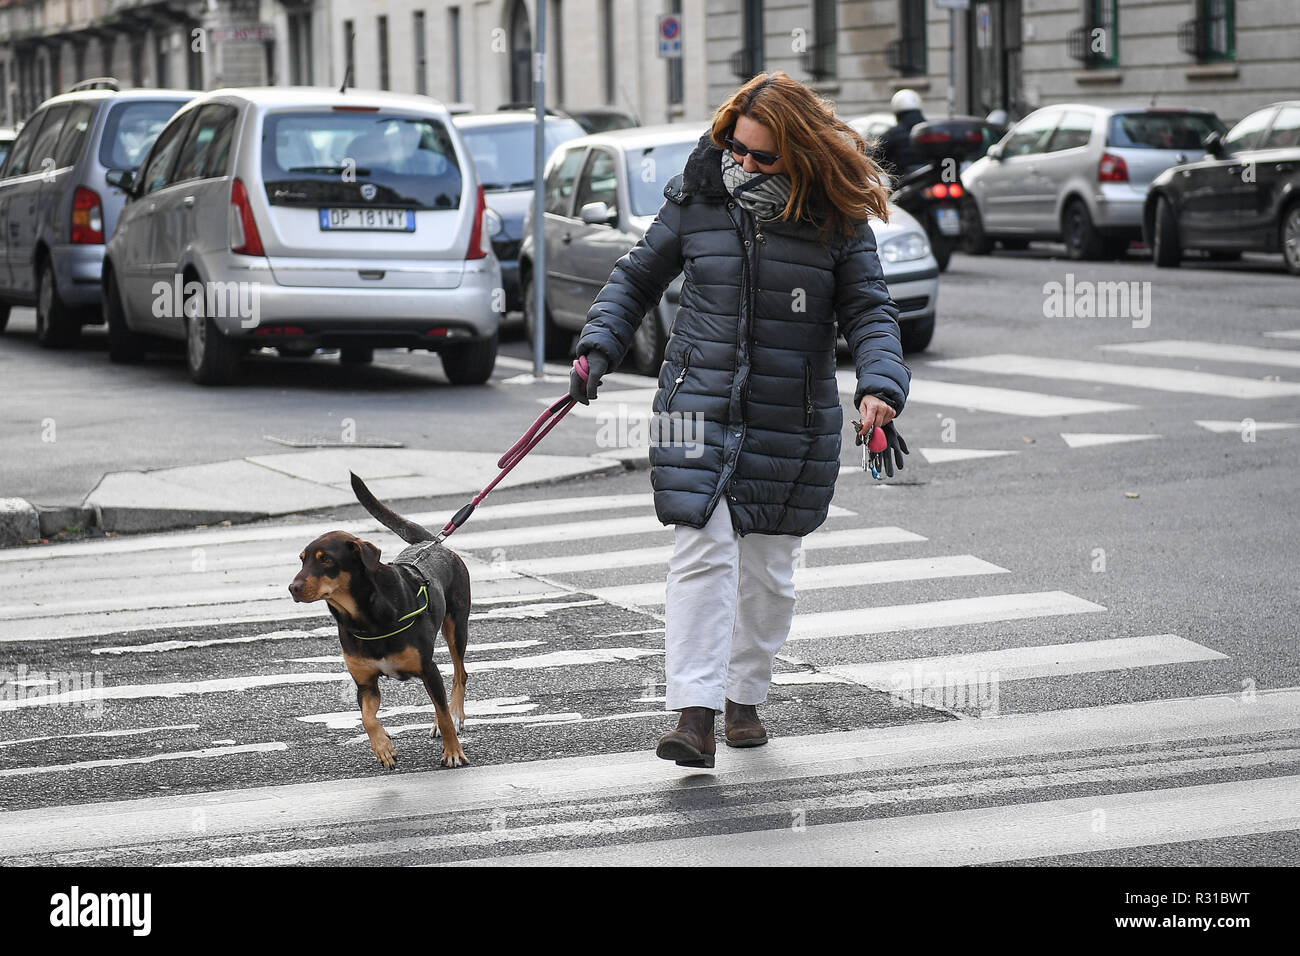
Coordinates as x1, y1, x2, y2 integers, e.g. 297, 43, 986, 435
434, 355, 591, 543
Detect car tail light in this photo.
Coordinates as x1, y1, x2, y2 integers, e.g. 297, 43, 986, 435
930, 182, 949, 199
1098, 152, 1129, 183
948, 182, 964, 198
466, 183, 489, 260
230, 178, 265, 256
71, 187, 103, 244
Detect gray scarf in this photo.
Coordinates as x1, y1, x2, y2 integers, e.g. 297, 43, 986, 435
721, 149, 793, 223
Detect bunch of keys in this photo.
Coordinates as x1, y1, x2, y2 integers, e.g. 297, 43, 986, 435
852, 419, 889, 478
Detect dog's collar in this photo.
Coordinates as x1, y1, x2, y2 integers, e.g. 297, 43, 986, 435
346, 585, 429, 641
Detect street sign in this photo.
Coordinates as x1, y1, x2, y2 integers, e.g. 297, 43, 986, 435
658, 14, 682, 58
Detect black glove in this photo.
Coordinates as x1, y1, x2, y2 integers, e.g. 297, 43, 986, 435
871, 421, 909, 478
569, 351, 609, 405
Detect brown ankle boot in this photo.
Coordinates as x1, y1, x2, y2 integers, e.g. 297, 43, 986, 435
655, 706, 716, 768
724, 698, 768, 748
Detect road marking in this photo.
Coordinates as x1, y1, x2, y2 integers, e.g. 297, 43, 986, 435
0, 743, 288, 778
92, 627, 337, 656
837, 370, 1136, 416
494, 354, 649, 388
1194, 419, 1298, 434
590, 555, 1008, 607
918, 447, 1018, 463
788, 590, 1105, 641
299, 695, 541, 729
931, 353, 1300, 399
1059, 432, 1161, 448
1263, 329, 1300, 341
0, 725, 201, 749
1100, 339, 1300, 368
458, 773, 1300, 867
824, 634, 1228, 696
4, 687, 1298, 860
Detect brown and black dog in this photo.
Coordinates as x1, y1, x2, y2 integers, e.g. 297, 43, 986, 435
289, 472, 470, 769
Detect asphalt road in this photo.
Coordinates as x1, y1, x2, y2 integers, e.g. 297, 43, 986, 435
1, 244, 1298, 865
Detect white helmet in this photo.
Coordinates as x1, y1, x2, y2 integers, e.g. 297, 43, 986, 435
986, 109, 1009, 126
891, 89, 922, 114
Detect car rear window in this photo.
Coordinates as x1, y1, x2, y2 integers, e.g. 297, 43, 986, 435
627, 140, 696, 216
98, 100, 188, 170
261, 111, 462, 210
1107, 112, 1225, 150
458, 118, 586, 190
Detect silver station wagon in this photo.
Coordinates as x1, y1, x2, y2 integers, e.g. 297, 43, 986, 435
103, 87, 502, 385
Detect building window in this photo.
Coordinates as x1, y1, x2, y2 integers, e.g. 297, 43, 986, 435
289, 10, 314, 85
887, 0, 927, 76
414, 11, 427, 95
101, 35, 115, 78
667, 0, 683, 105
377, 16, 390, 90
551, 0, 565, 106
509, 0, 532, 105
1180, 0, 1235, 62
803, 0, 837, 79
448, 7, 462, 102
343, 20, 355, 87
187, 20, 204, 88
130, 38, 144, 89
1068, 0, 1119, 69
155, 31, 169, 88
602, 0, 615, 102
730, 0, 764, 79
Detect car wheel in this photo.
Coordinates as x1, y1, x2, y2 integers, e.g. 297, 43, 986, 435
340, 345, 374, 365
105, 269, 146, 364
1281, 203, 1300, 276
35, 260, 81, 348
522, 273, 570, 361
1063, 201, 1107, 260
900, 316, 935, 354
441, 332, 498, 385
630, 301, 669, 376
960, 201, 994, 255
0, 302, 10, 333
186, 294, 242, 385
1152, 196, 1182, 268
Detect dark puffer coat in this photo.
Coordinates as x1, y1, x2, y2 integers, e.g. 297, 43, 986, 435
576, 131, 910, 537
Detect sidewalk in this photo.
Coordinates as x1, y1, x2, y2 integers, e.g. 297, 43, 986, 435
2, 447, 625, 543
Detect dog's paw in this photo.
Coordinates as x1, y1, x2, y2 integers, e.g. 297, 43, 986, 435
430, 721, 442, 738
441, 746, 468, 768
371, 733, 397, 769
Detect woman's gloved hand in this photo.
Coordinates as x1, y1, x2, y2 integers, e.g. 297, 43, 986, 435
569, 351, 609, 405
871, 421, 909, 478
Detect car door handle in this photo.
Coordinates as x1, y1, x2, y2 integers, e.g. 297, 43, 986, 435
181, 196, 196, 207
562, 233, 572, 244
148, 202, 157, 213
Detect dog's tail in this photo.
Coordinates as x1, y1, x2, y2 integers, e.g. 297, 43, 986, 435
350, 472, 436, 544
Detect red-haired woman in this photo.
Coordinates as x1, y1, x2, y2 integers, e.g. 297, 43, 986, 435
570, 71, 910, 767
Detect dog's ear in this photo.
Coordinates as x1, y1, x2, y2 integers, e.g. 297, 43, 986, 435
349, 538, 383, 572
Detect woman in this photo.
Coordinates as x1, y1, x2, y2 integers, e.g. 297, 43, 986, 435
569, 71, 910, 767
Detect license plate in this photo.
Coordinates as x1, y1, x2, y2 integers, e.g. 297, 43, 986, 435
936, 206, 961, 237
319, 208, 415, 232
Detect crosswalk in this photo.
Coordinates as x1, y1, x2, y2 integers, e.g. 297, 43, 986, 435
1, 328, 1297, 863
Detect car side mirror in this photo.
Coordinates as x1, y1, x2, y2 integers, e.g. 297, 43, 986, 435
986, 143, 1004, 162
105, 168, 135, 195
579, 201, 617, 226
1202, 131, 1226, 159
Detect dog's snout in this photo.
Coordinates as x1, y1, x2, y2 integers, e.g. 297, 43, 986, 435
289, 579, 304, 601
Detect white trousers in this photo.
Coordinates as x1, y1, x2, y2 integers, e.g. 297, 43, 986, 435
662, 502, 801, 712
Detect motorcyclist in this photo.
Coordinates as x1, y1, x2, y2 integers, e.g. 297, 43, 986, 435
878, 89, 927, 186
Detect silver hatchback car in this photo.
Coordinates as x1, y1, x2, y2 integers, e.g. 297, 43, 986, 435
103, 87, 502, 385
961, 104, 1226, 259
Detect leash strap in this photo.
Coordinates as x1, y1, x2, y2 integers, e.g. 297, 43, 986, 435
434, 355, 590, 543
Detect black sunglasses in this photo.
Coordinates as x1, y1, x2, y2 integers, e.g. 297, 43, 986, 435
724, 134, 781, 167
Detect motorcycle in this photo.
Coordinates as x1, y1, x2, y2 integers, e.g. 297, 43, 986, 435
888, 117, 988, 273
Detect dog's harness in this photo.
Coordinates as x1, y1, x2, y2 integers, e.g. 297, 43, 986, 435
344, 540, 446, 640
346, 585, 428, 641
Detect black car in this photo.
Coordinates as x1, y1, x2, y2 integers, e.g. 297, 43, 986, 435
1145, 101, 1300, 275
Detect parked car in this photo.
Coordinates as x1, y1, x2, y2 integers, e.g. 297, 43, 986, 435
452, 110, 587, 316
961, 105, 1227, 259
1145, 101, 1300, 275
0, 85, 195, 343
562, 107, 640, 134
102, 87, 501, 385
519, 123, 940, 374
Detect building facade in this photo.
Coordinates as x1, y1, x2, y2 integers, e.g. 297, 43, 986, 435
2, 1, 1295, 131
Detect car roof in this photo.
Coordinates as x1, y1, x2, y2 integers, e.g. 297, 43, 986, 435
452, 111, 583, 128
33, 88, 197, 110
196, 86, 456, 116
1029, 102, 1222, 116
559, 121, 710, 153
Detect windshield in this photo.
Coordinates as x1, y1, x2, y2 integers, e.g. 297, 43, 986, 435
261, 111, 462, 209
458, 118, 586, 190
98, 100, 188, 170
1107, 112, 1226, 150
627, 139, 697, 216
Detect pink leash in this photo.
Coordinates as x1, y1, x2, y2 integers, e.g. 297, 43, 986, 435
433, 355, 590, 543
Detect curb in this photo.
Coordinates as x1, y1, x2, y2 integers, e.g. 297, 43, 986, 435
0, 499, 40, 546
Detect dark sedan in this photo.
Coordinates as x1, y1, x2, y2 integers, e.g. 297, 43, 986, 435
1145, 101, 1300, 275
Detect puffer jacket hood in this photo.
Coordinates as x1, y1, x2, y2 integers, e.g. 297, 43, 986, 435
577, 129, 910, 537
